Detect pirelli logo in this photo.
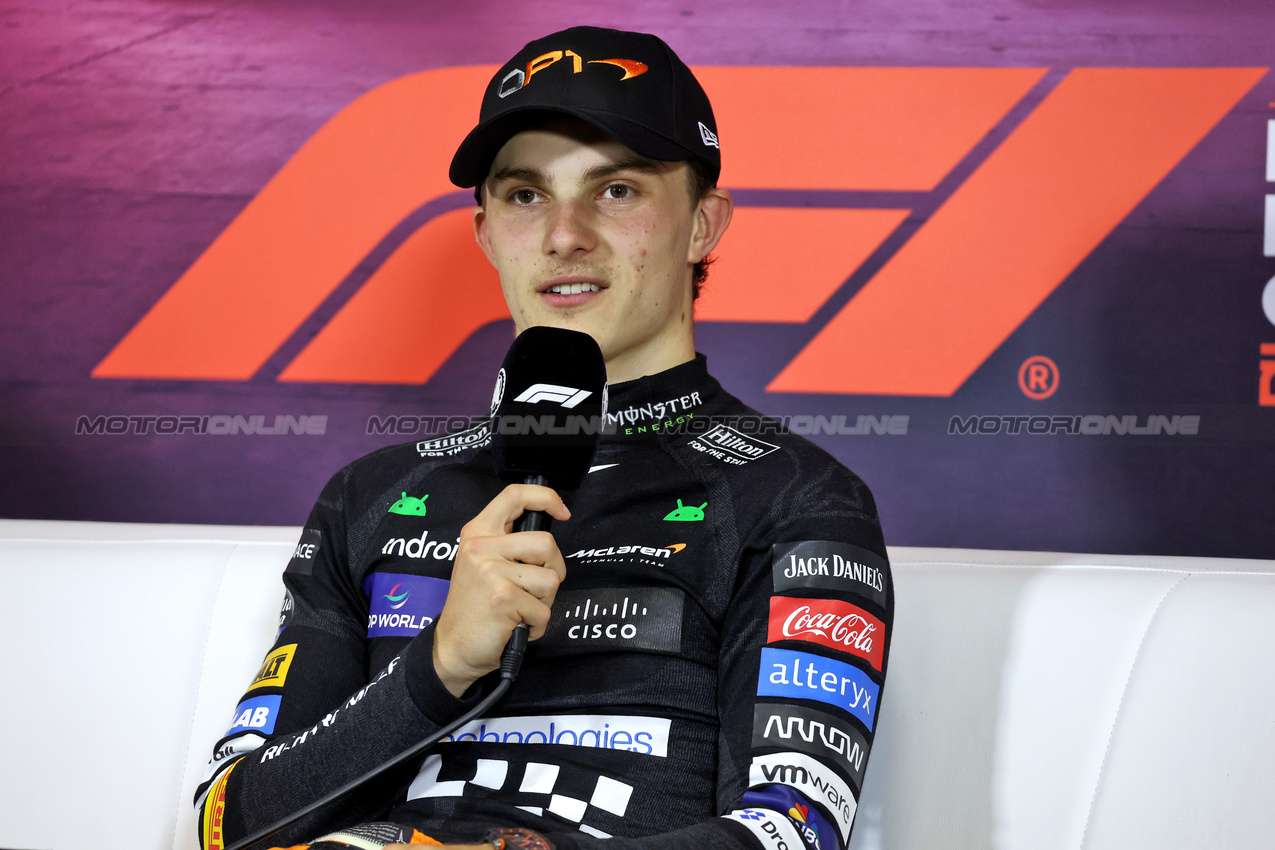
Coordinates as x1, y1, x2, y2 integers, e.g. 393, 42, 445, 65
200, 758, 238, 850
88, 67, 1263, 396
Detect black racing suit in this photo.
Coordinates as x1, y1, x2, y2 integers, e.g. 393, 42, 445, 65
195, 356, 892, 850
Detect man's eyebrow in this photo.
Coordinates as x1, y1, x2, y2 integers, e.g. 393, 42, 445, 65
580, 157, 666, 183
487, 166, 545, 186
488, 157, 666, 188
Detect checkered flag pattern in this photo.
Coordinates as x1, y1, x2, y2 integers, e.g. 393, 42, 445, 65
407, 754, 634, 838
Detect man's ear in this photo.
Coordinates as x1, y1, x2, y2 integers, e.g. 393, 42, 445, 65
473, 202, 498, 268
688, 187, 733, 264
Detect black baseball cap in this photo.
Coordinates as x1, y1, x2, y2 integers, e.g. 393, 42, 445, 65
449, 26, 720, 189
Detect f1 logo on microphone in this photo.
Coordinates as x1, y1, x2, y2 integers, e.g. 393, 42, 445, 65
513, 384, 593, 408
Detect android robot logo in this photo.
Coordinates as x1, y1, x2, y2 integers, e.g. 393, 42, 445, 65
663, 499, 707, 522
388, 492, 428, 516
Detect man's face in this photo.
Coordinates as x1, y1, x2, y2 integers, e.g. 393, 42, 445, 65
474, 118, 730, 383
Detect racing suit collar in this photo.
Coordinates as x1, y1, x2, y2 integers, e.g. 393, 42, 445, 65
603, 354, 721, 442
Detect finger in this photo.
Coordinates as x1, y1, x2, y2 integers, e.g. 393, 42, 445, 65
462, 483, 569, 539
513, 595, 554, 640
471, 531, 566, 581
482, 561, 562, 606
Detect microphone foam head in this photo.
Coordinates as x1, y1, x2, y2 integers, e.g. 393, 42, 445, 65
490, 326, 607, 490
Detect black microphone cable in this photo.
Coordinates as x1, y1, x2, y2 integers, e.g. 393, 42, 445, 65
224, 633, 530, 850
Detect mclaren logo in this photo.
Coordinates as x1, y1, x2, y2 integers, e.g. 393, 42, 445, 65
499, 50, 649, 99
513, 383, 592, 408
568, 543, 686, 559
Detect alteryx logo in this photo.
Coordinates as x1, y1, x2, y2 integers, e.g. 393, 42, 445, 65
757, 647, 879, 731
88, 67, 1264, 395
362, 572, 449, 637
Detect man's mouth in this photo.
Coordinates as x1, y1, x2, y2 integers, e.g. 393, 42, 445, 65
546, 282, 603, 295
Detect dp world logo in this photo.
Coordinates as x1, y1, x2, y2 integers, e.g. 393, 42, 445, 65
383, 583, 410, 610
90, 66, 1264, 395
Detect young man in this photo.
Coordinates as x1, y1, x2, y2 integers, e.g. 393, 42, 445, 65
196, 27, 892, 850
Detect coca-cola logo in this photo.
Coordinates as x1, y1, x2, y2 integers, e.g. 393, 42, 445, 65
782, 605, 876, 653
768, 596, 886, 672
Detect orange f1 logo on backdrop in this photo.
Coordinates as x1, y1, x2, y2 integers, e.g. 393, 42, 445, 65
92, 65, 1265, 395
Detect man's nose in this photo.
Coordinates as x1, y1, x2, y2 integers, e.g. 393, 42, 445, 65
542, 199, 597, 257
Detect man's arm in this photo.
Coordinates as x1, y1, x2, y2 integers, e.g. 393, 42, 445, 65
194, 473, 569, 849
709, 460, 892, 850
193, 466, 470, 848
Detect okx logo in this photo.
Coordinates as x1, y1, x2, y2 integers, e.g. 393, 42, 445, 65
92, 67, 1264, 395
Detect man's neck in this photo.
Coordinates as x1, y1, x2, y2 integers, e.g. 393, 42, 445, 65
603, 337, 696, 384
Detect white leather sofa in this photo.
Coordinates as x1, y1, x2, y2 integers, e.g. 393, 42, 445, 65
2, 519, 1272, 850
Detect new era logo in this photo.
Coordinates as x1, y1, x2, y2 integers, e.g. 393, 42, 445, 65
513, 384, 592, 408
698, 121, 719, 148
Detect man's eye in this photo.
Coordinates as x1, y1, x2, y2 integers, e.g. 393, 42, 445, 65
512, 189, 539, 204
604, 184, 632, 199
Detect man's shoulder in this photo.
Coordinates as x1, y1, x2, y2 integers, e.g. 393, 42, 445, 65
675, 387, 884, 547
682, 390, 860, 481
327, 420, 494, 502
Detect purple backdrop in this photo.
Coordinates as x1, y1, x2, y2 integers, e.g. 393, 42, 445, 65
2, 0, 1273, 558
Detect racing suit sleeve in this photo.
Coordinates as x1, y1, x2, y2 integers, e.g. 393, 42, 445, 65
710, 461, 891, 850
532, 461, 892, 850
193, 469, 483, 850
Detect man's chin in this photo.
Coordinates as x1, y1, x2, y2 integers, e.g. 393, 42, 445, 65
520, 305, 608, 338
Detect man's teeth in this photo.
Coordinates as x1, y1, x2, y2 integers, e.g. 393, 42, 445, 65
548, 283, 602, 295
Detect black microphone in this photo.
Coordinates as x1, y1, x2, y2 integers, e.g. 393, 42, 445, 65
489, 326, 608, 677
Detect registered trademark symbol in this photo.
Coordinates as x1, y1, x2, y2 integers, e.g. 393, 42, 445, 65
1018, 355, 1059, 399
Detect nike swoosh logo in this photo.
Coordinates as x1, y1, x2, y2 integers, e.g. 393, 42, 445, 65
588, 464, 618, 474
